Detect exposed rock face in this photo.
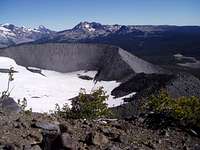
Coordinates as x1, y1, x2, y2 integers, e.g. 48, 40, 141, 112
111, 73, 175, 98
0, 43, 163, 81
112, 72, 200, 100
118, 48, 162, 74
166, 72, 200, 98
111, 72, 200, 118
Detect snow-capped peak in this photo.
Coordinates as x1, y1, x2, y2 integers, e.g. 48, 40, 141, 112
2, 24, 16, 30
35, 25, 51, 33
73, 21, 98, 32
37, 25, 48, 31
0, 26, 10, 32
38, 25, 46, 29
0, 23, 54, 48
72, 21, 123, 34
0, 25, 15, 37
1, 23, 15, 27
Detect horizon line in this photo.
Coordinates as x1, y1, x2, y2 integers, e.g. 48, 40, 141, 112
1, 21, 200, 31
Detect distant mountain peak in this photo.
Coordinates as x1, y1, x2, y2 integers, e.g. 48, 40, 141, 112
1, 23, 14, 27
73, 21, 104, 32
2, 23, 16, 30
37, 25, 50, 31
38, 25, 46, 29
35, 25, 53, 33
0, 23, 54, 48
73, 22, 91, 31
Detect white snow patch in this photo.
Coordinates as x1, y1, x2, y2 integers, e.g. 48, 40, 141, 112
84, 24, 95, 32
107, 92, 136, 107
174, 53, 183, 58
0, 26, 10, 32
174, 53, 200, 68
0, 26, 16, 37
85, 24, 90, 28
0, 57, 132, 113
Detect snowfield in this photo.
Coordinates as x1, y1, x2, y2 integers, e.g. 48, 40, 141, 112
0, 57, 135, 112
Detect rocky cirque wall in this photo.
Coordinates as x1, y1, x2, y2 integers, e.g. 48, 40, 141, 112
0, 43, 163, 81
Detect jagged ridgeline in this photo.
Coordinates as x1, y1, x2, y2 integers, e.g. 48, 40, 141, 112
0, 43, 164, 81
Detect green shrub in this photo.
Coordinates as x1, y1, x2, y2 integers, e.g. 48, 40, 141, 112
54, 87, 112, 119
146, 90, 200, 127
53, 103, 73, 119
18, 98, 32, 115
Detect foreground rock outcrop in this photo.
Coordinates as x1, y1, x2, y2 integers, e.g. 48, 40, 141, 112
0, 110, 200, 150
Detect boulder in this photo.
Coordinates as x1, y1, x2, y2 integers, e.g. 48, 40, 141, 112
78, 75, 93, 80
32, 122, 61, 150
0, 97, 21, 113
61, 132, 78, 150
0, 144, 15, 150
116, 135, 129, 144
23, 145, 42, 150
33, 122, 60, 132
31, 145, 42, 150
86, 131, 109, 146
193, 144, 200, 150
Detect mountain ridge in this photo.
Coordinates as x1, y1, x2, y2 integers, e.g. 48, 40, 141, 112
1, 21, 200, 48
0, 43, 164, 81
0, 23, 55, 48
1, 22, 200, 76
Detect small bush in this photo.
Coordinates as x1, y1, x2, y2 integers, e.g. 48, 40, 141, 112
18, 98, 32, 115
54, 87, 112, 119
53, 103, 73, 119
146, 90, 200, 127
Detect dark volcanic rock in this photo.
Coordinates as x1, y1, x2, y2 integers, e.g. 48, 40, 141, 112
0, 111, 199, 150
111, 72, 200, 100
111, 73, 174, 98
33, 122, 60, 132
0, 97, 21, 113
26, 67, 42, 74
0, 144, 15, 150
78, 75, 93, 80
32, 122, 61, 150
111, 72, 200, 118
61, 132, 79, 150
166, 72, 200, 98
86, 131, 109, 146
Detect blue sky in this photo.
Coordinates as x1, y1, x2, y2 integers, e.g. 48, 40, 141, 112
1, 0, 200, 31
